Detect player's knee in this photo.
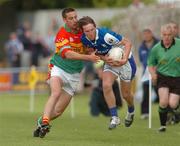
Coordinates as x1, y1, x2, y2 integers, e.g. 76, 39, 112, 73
54, 109, 63, 117
103, 82, 112, 92
122, 91, 131, 100
159, 100, 168, 108
51, 91, 61, 99
169, 102, 178, 109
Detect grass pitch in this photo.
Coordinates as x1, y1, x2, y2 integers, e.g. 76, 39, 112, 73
0, 91, 180, 146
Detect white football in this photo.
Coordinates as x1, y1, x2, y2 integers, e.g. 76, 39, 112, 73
108, 46, 124, 61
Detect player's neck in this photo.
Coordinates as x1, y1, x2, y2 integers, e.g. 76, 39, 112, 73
71, 28, 79, 34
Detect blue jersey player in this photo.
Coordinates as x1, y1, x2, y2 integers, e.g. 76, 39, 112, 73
78, 16, 136, 130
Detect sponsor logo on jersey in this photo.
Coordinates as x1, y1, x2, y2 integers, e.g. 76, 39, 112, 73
101, 44, 108, 48
108, 38, 114, 44
69, 37, 74, 42
97, 49, 109, 54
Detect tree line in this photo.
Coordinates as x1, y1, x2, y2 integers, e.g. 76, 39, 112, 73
0, 0, 156, 11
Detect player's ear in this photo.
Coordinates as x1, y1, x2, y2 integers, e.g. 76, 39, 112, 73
63, 17, 67, 23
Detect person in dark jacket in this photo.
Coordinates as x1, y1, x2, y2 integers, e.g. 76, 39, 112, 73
89, 60, 122, 117
138, 28, 159, 119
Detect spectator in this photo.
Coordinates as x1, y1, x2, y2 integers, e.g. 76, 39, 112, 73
4, 32, 23, 67
4, 32, 24, 84
20, 30, 33, 67
169, 21, 179, 38
148, 24, 180, 132
89, 60, 122, 117
138, 28, 159, 119
31, 33, 50, 66
16, 21, 31, 41
43, 30, 55, 55
48, 17, 59, 35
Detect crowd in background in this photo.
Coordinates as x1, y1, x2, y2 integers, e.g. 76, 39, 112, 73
4, 19, 58, 68
2, 1, 180, 124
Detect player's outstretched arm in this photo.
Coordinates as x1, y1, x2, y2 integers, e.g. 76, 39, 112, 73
65, 50, 100, 63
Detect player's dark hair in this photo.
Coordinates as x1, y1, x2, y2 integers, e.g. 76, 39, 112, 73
78, 16, 96, 30
62, 8, 76, 18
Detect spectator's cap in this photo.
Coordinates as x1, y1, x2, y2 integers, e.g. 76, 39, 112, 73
94, 60, 104, 69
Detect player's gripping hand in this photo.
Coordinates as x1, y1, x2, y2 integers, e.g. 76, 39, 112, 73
88, 50, 100, 63
151, 73, 157, 85
103, 54, 127, 67
100, 54, 113, 65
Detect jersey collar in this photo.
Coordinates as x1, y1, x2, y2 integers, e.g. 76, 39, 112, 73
161, 38, 175, 51
64, 24, 79, 34
95, 29, 99, 40
85, 28, 99, 44
64, 24, 71, 32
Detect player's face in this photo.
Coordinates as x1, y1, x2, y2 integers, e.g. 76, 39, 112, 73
63, 11, 78, 30
82, 23, 96, 40
161, 29, 174, 46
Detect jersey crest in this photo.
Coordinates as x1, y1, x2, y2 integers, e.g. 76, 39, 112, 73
81, 28, 122, 55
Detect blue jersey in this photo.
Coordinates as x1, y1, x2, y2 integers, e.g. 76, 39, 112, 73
81, 28, 123, 55
81, 27, 136, 81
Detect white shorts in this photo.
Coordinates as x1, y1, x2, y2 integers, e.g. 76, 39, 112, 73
49, 65, 80, 96
104, 56, 136, 82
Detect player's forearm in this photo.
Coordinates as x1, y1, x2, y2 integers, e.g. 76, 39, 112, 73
65, 50, 92, 61
148, 66, 158, 85
148, 66, 157, 78
120, 38, 132, 60
148, 66, 156, 73
124, 44, 131, 60
99, 55, 106, 61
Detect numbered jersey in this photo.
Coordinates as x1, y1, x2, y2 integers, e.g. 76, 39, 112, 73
81, 28, 122, 55
50, 26, 85, 73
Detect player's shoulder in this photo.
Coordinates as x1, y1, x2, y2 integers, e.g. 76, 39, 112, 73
97, 27, 113, 40
54, 27, 69, 43
56, 27, 68, 36
55, 27, 70, 40
174, 38, 180, 49
81, 33, 88, 42
150, 42, 161, 53
98, 27, 111, 34
153, 41, 161, 48
99, 27, 121, 38
175, 37, 180, 43
81, 33, 86, 39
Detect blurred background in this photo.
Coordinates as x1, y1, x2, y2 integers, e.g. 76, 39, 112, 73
0, 1, 180, 145
0, 0, 179, 100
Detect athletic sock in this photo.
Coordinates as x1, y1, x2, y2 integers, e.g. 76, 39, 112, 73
173, 105, 180, 122
159, 106, 168, 126
128, 105, 135, 113
109, 107, 118, 117
42, 116, 49, 125
38, 116, 42, 124
173, 105, 180, 114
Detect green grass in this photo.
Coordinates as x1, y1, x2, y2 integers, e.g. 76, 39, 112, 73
0, 91, 180, 146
